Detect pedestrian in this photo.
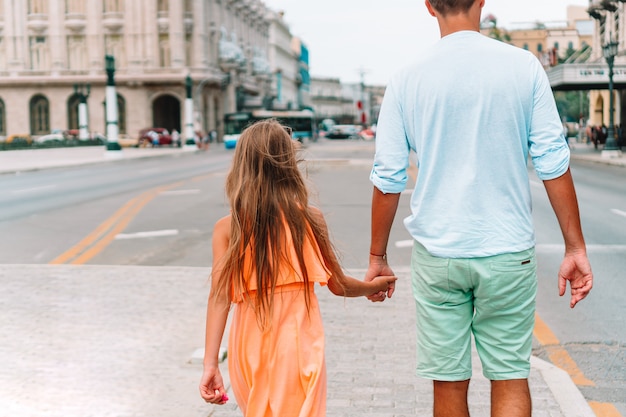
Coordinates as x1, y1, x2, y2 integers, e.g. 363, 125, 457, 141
171, 129, 180, 147
199, 119, 396, 416
366, 1, 594, 417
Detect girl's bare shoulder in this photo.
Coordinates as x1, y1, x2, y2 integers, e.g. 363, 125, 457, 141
213, 215, 231, 237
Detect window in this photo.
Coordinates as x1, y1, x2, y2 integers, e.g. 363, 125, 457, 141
523, 43, 528, 50
159, 34, 171, 67
67, 36, 87, 70
30, 95, 50, 135
105, 35, 126, 68
0, 38, 6, 70
554, 42, 559, 50
66, 0, 85, 13
185, 33, 192, 67
103, 0, 123, 12
29, 36, 49, 70
537, 43, 543, 53
67, 93, 81, 130
0, 99, 5, 135
29, 0, 47, 14
158, 0, 169, 12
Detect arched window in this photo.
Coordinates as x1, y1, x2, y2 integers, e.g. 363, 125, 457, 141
523, 43, 529, 50
30, 94, 50, 135
0, 99, 6, 135
537, 43, 543, 53
67, 93, 81, 130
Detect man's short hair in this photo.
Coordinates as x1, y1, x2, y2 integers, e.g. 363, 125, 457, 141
429, 0, 476, 15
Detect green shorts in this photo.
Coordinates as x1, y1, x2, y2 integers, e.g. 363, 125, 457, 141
410, 240, 537, 381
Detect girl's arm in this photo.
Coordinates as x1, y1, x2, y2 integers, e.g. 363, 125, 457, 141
327, 272, 397, 297
199, 216, 231, 405
309, 207, 396, 297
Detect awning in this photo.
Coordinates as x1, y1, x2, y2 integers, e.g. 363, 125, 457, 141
547, 63, 626, 91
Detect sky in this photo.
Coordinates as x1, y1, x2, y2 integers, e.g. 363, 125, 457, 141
262, 0, 591, 85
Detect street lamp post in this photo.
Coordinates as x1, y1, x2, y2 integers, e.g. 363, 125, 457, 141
184, 75, 197, 149
602, 39, 622, 156
74, 83, 90, 141
104, 54, 122, 154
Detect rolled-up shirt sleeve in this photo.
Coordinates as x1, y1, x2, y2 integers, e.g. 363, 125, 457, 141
528, 61, 571, 180
370, 77, 411, 194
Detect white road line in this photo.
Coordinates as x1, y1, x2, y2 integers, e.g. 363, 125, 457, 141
115, 229, 179, 240
536, 244, 626, 253
395, 240, 414, 248
611, 208, 626, 218
11, 184, 57, 194
394, 241, 626, 253
160, 189, 201, 196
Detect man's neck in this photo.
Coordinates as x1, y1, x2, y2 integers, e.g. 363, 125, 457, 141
437, 15, 480, 37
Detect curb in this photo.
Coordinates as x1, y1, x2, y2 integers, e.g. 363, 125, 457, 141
531, 356, 596, 417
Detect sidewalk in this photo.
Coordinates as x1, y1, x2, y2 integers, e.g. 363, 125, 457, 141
0, 265, 595, 417
0, 145, 197, 175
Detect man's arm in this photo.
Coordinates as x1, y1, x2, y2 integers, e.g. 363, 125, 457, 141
542, 168, 593, 308
366, 187, 401, 301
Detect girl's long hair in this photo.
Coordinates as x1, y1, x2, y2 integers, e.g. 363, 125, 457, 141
215, 119, 341, 327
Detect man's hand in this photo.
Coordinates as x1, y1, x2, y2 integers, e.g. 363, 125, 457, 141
558, 251, 593, 308
365, 255, 395, 302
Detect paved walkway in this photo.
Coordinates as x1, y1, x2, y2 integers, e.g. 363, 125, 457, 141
0, 141, 617, 416
0, 265, 594, 417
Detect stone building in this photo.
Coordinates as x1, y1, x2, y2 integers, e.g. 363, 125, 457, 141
0, 0, 308, 142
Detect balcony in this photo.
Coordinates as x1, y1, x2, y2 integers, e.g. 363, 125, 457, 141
27, 14, 48, 34
103, 12, 124, 32
64, 13, 86, 33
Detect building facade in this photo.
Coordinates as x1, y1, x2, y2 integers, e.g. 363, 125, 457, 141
0, 0, 309, 142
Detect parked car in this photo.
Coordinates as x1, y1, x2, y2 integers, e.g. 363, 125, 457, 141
325, 125, 360, 140
4, 133, 32, 146
138, 128, 173, 147
33, 133, 65, 145
117, 134, 139, 148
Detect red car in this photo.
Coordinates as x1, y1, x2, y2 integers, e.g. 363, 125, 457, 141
138, 128, 173, 147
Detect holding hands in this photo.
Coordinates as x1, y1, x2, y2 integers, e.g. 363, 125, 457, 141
365, 254, 396, 302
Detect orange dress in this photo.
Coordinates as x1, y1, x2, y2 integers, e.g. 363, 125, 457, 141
228, 227, 331, 417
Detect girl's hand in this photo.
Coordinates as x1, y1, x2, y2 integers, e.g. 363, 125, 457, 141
199, 366, 228, 405
369, 275, 397, 296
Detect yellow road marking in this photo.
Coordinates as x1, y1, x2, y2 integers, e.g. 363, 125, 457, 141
50, 182, 182, 265
590, 402, 623, 417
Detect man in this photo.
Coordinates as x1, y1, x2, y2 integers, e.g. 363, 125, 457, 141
366, 1, 594, 416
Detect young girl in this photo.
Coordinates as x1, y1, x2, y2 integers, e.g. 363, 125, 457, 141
199, 120, 396, 416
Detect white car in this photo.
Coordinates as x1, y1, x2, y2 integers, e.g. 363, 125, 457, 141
33, 133, 65, 144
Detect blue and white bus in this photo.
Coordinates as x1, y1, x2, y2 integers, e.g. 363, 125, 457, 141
223, 109, 316, 148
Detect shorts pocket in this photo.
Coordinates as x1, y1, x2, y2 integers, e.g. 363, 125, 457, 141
411, 252, 451, 304
480, 254, 537, 311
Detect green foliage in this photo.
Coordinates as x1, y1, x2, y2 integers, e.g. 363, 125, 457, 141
554, 91, 589, 122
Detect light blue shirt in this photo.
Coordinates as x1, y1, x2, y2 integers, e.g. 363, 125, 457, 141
371, 31, 570, 258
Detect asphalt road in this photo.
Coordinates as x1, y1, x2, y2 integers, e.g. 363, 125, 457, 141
0, 139, 624, 414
